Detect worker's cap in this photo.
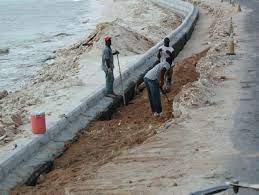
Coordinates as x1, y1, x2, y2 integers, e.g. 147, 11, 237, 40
104, 36, 111, 42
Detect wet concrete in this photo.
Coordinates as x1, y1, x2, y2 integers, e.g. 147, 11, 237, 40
228, 0, 259, 194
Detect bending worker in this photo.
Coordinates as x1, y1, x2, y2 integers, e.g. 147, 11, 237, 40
101, 36, 119, 98
157, 37, 175, 92
144, 37, 174, 117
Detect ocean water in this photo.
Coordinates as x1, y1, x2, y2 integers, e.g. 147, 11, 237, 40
0, 0, 103, 91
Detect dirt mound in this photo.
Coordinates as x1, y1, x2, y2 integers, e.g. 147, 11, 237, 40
94, 21, 155, 55
169, 48, 209, 99
70, 20, 155, 56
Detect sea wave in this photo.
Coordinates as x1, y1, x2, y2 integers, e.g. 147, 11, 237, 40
53, 33, 74, 37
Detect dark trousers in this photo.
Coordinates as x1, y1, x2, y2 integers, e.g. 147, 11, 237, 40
144, 77, 162, 114
105, 70, 114, 94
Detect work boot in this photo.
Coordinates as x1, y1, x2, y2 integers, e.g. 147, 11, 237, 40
154, 112, 162, 117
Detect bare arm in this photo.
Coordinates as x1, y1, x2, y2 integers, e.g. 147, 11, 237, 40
113, 50, 119, 55
157, 49, 162, 60
159, 68, 167, 89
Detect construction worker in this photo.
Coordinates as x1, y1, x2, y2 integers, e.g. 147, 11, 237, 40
144, 54, 172, 117
157, 37, 175, 92
102, 36, 119, 98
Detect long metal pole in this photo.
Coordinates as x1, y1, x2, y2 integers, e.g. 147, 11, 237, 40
116, 54, 126, 106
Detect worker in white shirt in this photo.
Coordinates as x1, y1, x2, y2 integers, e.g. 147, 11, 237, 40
144, 61, 170, 116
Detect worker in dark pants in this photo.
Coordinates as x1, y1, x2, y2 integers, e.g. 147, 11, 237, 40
101, 36, 119, 98
144, 60, 171, 117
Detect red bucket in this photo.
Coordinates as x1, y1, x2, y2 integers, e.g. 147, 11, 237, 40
30, 112, 46, 134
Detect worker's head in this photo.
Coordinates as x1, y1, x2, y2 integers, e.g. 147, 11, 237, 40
164, 37, 170, 47
104, 36, 112, 46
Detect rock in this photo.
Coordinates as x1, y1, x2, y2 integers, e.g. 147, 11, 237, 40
172, 110, 182, 118
220, 76, 227, 80
37, 174, 46, 184
11, 114, 23, 127
0, 134, 7, 141
164, 123, 171, 129
0, 48, 9, 55
0, 123, 5, 136
4, 136, 13, 143
0, 90, 8, 99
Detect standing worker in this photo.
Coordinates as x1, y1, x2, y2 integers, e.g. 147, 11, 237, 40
157, 37, 175, 92
144, 51, 173, 117
102, 36, 119, 98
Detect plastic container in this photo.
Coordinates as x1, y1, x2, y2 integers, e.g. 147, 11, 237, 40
30, 112, 46, 134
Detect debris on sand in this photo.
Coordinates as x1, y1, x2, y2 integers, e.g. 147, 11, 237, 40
173, 0, 233, 119
0, 48, 9, 55
0, 120, 5, 136
0, 90, 8, 100
70, 20, 155, 56
171, 48, 209, 118
11, 114, 23, 127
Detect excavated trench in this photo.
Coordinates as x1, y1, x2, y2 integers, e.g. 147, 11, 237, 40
11, 48, 208, 195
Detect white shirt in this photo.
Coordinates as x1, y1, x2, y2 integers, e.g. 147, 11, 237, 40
144, 61, 170, 81
159, 45, 174, 63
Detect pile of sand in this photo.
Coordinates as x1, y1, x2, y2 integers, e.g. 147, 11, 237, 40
72, 20, 155, 56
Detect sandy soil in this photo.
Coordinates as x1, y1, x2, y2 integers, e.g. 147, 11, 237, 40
0, 0, 182, 146
11, 47, 207, 194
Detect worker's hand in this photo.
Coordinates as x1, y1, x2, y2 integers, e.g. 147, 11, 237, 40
108, 68, 112, 73
114, 50, 120, 55
163, 84, 170, 93
160, 88, 166, 95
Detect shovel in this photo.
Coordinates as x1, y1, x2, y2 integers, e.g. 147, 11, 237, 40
159, 86, 171, 103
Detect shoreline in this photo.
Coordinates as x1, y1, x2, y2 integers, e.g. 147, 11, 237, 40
0, 0, 182, 147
